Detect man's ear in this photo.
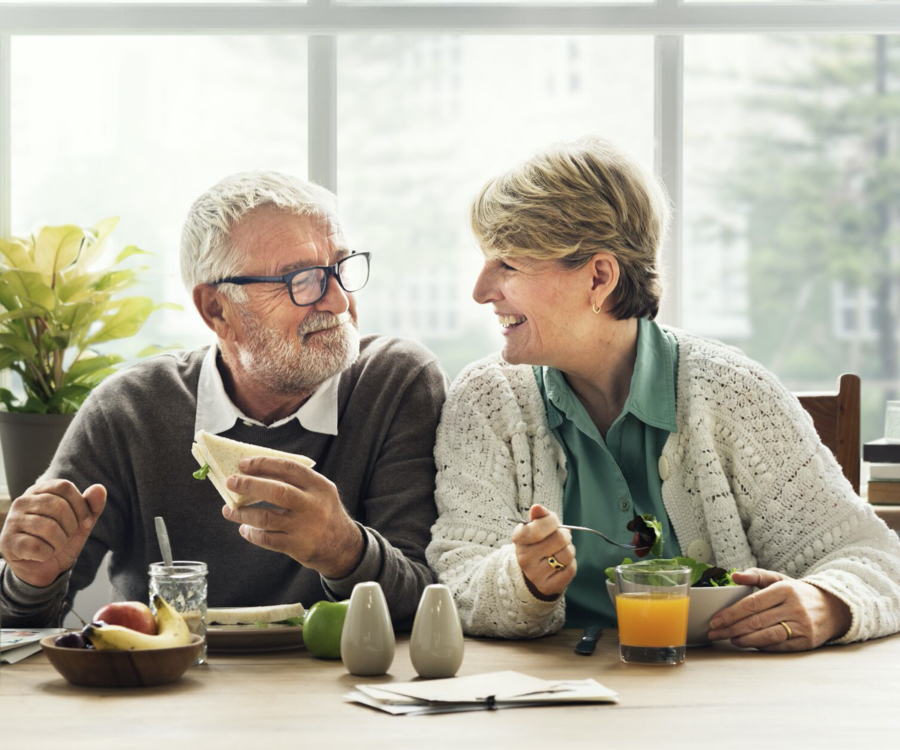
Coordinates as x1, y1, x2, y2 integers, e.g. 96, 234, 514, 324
588, 253, 621, 313
193, 284, 239, 341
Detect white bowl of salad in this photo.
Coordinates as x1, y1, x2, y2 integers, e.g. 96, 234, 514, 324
605, 559, 753, 646
604, 515, 753, 646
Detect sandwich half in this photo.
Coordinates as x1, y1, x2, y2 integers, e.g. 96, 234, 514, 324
208, 603, 306, 628
191, 430, 316, 510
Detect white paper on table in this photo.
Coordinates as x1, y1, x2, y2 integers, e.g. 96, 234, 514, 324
0, 641, 44, 665
344, 691, 558, 716
349, 671, 619, 714
502, 679, 619, 704
0, 628, 64, 652
367, 670, 553, 704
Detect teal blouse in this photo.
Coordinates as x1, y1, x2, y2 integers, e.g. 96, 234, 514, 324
534, 317, 682, 628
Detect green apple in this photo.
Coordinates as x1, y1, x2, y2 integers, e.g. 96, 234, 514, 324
302, 600, 349, 659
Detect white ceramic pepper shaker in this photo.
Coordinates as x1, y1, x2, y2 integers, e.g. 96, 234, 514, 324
409, 584, 464, 679
340, 582, 395, 676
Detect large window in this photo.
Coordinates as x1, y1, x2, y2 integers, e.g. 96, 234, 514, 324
2, 3, 899, 492
12, 36, 308, 358
338, 35, 653, 374
683, 33, 900, 443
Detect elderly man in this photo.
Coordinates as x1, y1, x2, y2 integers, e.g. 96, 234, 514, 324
0, 172, 447, 628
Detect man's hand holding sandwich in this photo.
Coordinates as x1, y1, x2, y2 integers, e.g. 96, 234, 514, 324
222, 456, 365, 580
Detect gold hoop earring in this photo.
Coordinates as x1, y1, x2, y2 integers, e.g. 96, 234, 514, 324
591, 302, 602, 315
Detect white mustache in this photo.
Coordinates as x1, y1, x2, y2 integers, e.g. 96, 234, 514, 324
300, 311, 351, 334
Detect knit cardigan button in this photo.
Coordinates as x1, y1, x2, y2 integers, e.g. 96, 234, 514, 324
687, 539, 712, 563
658, 456, 671, 481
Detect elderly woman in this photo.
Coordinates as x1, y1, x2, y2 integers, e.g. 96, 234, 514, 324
427, 136, 900, 650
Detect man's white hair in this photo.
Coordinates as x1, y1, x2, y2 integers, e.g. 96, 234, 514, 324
180, 171, 338, 302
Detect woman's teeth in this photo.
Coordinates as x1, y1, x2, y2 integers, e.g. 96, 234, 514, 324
498, 315, 527, 329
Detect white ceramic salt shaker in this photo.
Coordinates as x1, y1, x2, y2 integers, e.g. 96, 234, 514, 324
341, 581, 395, 676
409, 584, 464, 679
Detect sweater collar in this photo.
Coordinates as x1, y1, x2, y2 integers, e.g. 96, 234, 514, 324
194, 342, 339, 437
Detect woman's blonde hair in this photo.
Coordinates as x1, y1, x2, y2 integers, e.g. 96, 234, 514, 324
470, 136, 670, 320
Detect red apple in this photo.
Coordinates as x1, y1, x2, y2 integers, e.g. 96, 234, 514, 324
92, 601, 158, 635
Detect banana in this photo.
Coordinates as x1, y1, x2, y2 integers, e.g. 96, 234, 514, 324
85, 595, 192, 651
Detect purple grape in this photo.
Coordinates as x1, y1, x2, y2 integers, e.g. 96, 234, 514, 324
54, 632, 89, 649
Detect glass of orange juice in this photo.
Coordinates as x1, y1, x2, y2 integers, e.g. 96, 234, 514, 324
615, 560, 691, 665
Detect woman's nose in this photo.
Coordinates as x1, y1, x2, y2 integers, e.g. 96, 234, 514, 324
472, 266, 498, 305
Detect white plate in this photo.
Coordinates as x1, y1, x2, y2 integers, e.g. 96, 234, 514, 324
206, 625, 304, 653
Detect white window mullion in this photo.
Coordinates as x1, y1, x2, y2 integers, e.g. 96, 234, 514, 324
654, 33, 683, 328
0, 34, 10, 468
308, 34, 337, 193
0, 35, 10, 239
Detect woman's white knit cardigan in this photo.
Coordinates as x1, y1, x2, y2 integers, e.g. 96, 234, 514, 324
426, 329, 900, 643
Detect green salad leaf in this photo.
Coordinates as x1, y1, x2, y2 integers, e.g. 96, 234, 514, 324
193, 463, 210, 480
604, 556, 736, 587
626, 513, 664, 557
604, 514, 738, 587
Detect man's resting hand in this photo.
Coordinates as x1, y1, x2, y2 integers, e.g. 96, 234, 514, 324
0, 480, 107, 588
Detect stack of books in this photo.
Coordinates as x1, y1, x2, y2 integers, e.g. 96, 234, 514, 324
864, 439, 900, 504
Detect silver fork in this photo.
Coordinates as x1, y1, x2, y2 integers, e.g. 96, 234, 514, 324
505, 516, 643, 551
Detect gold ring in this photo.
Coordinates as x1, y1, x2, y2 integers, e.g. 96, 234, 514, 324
547, 556, 566, 572
779, 621, 793, 640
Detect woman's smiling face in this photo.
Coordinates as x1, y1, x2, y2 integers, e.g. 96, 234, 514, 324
472, 255, 589, 367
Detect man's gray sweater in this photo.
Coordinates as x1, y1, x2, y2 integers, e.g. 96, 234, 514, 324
0, 335, 447, 629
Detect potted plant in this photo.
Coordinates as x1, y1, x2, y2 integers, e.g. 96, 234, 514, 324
0, 217, 176, 498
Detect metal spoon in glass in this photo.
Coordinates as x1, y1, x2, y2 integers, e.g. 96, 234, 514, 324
505, 516, 643, 551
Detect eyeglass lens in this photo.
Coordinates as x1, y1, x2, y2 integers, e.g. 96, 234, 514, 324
290, 254, 370, 305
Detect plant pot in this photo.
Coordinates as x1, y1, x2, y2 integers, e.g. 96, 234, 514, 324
0, 412, 75, 499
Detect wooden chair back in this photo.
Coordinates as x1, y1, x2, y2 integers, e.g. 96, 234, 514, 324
795, 374, 861, 494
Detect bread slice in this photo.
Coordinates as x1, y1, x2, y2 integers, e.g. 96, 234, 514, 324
208, 602, 305, 627
192, 430, 316, 510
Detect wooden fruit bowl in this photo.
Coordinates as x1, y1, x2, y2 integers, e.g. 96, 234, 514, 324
40, 634, 204, 688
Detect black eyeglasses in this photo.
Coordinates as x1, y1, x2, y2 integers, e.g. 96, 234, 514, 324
213, 252, 371, 307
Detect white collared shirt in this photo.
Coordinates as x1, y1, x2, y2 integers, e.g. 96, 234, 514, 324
193, 342, 339, 437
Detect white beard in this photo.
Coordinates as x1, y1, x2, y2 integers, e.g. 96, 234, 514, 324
236, 309, 360, 396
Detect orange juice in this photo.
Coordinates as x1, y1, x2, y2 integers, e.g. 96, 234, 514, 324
616, 592, 689, 648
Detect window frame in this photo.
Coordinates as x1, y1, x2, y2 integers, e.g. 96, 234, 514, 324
2, 1, 899, 323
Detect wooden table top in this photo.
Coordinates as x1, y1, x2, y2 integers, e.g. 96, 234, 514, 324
3, 628, 898, 749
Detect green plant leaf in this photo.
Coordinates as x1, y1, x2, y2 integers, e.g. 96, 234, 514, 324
0, 387, 18, 410
56, 273, 95, 304
0, 307, 45, 325
34, 225, 85, 278
0, 238, 37, 272
115, 245, 151, 264
0, 270, 57, 311
0, 279, 21, 312
20, 397, 49, 414
95, 268, 139, 293
65, 354, 124, 383
83, 296, 154, 345
48, 384, 92, 410
75, 366, 117, 388
0, 350, 22, 372
40, 331, 71, 352
136, 344, 182, 358
0, 334, 37, 358
71, 216, 119, 273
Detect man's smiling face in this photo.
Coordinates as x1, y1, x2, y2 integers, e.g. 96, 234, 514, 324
226, 206, 360, 395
